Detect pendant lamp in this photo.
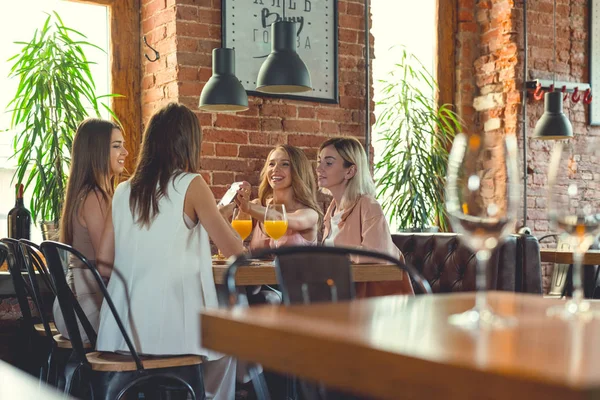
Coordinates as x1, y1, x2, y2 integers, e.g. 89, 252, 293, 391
533, 0, 572, 139
199, 48, 248, 112
256, 20, 312, 94
533, 91, 573, 140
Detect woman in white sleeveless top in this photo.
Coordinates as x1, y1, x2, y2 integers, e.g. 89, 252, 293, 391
95, 103, 245, 399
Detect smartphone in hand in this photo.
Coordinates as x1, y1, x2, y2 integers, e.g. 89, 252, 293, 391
218, 182, 243, 206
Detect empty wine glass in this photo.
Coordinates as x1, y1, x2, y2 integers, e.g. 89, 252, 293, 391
231, 208, 253, 242
546, 138, 600, 320
445, 133, 520, 329
264, 204, 288, 248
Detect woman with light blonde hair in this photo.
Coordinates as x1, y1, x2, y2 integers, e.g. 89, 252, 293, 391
235, 144, 322, 249
316, 136, 414, 297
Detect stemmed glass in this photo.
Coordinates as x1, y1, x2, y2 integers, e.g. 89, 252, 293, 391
231, 208, 253, 242
264, 204, 288, 248
445, 133, 520, 329
546, 139, 600, 320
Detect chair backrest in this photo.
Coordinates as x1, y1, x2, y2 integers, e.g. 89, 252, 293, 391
1, 238, 34, 325
41, 241, 98, 366
226, 245, 432, 306
18, 240, 55, 339
0, 242, 7, 268
540, 233, 600, 298
41, 240, 145, 371
275, 252, 355, 304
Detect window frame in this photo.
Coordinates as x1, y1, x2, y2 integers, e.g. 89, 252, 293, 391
69, 0, 141, 174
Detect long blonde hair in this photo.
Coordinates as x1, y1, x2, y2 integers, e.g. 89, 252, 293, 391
129, 103, 202, 227
60, 118, 120, 244
319, 137, 376, 210
258, 145, 323, 225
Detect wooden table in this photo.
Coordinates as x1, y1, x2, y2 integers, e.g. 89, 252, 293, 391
201, 292, 600, 400
540, 249, 600, 265
212, 262, 404, 285
0, 359, 73, 399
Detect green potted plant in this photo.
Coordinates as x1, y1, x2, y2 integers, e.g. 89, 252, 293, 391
6, 12, 116, 238
374, 48, 462, 232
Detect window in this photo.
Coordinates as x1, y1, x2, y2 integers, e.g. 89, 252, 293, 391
0, 0, 109, 240
371, 0, 438, 227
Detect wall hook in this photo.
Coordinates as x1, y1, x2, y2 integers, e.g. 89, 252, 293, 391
572, 87, 581, 103
584, 88, 593, 104
143, 36, 160, 62
533, 82, 545, 101
562, 85, 568, 101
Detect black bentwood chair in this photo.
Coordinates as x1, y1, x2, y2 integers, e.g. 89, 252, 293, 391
1, 237, 47, 377
41, 240, 206, 400
225, 245, 433, 400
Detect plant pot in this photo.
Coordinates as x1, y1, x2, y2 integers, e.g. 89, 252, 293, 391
397, 226, 440, 233
41, 221, 59, 241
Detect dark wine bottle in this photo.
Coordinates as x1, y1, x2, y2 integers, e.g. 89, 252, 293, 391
7, 184, 31, 240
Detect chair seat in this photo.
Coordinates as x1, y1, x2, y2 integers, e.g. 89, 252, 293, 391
34, 322, 58, 336
53, 334, 92, 349
86, 351, 203, 372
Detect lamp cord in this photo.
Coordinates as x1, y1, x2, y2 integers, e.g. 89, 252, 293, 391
553, 0, 556, 85
522, 0, 528, 227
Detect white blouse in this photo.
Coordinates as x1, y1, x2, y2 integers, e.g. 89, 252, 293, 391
324, 210, 344, 246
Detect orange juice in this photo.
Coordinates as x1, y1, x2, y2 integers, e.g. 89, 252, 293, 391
264, 220, 288, 240
231, 220, 252, 241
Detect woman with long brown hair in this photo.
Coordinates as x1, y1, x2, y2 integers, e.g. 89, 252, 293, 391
52, 118, 128, 341
235, 144, 322, 249
95, 103, 244, 399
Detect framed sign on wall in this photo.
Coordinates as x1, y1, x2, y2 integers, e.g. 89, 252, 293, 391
222, 0, 339, 103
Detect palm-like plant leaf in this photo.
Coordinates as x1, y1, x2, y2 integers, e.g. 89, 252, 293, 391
374, 47, 462, 232
6, 12, 116, 224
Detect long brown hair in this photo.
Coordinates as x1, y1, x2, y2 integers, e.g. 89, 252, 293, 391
129, 102, 202, 227
60, 118, 120, 244
258, 145, 323, 225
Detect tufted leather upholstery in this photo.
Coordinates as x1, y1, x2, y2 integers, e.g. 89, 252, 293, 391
392, 233, 542, 294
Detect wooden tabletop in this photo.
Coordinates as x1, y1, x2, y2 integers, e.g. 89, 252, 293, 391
540, 249, 600, 265
201, 292, 600, 400
212, 262, 404, 285
0, 359, 73, 399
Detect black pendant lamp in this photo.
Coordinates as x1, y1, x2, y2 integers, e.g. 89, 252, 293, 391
533, 91, 573, 140
199, 48, 248, 112
533, 0, 572, 140
256, 20, 312, 94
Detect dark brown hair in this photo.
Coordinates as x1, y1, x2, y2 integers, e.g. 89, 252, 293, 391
129, 102, 202, 227
60, 118, 120, 244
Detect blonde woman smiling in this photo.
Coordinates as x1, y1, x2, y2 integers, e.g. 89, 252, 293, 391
317, 137, 414, 297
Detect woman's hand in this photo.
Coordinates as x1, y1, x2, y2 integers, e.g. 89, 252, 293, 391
235, 181, 252, 213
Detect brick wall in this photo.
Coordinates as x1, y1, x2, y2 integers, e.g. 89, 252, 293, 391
140, 0, 372, 206
456, 0, 594, 291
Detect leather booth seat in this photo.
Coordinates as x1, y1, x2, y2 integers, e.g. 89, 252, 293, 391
392, 233, 542, 294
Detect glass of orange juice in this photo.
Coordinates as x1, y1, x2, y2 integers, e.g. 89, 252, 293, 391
231, 209, 253, 241
264, 204, 288, 248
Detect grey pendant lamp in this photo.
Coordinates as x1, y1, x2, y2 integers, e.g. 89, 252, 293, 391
199, 48, 248, 112
256, 20, 312, 93
533, 91, 573, 139
533, 0, 572, 140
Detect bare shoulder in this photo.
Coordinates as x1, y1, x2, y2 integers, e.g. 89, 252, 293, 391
82, 190, 109, 213
187, 174, 216, 202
